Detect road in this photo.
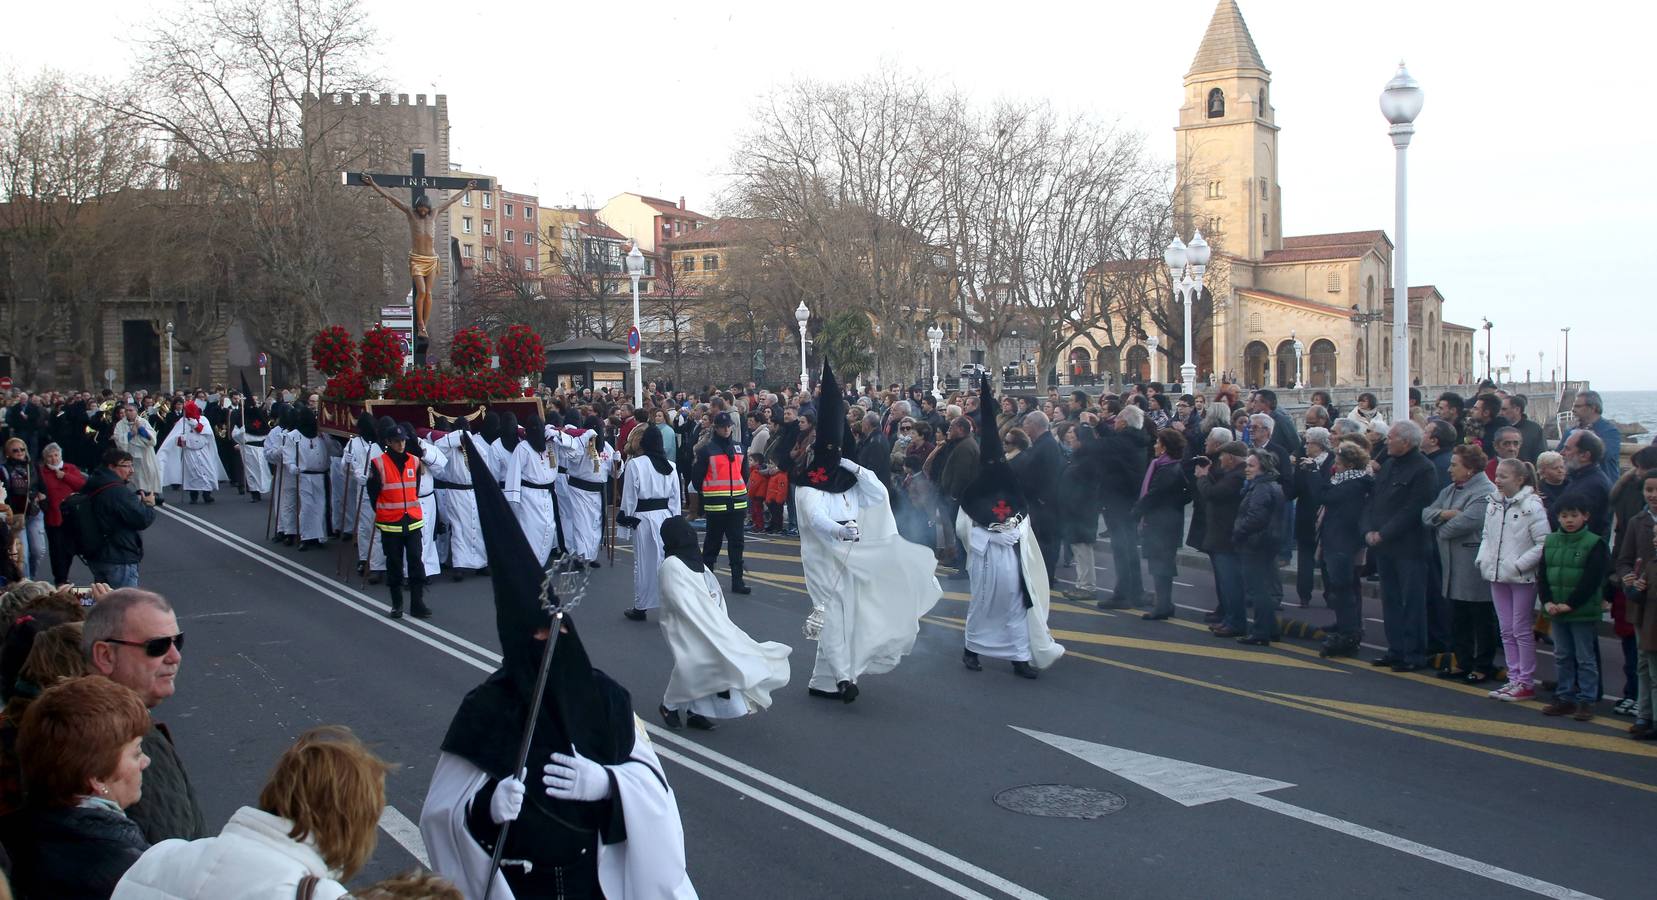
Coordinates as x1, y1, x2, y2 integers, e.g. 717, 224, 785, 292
95, 489, 1654, 898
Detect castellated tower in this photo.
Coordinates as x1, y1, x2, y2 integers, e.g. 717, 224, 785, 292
301, 92, 455, 349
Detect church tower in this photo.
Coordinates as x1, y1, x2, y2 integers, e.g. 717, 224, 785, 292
1175, 1, 1281, 262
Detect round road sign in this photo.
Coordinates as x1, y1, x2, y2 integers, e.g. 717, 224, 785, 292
0, 376, 12, 391
257, 352, 269, 367
627, 327, 640, 354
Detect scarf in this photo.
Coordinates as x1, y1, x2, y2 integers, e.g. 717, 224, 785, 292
1329, 468, 1371, 487
1139, 453, 1178, 499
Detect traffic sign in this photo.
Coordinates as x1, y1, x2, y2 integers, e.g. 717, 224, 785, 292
103, 368, 116, 384
627, 327, 640, 355
256, 352, 269, 367
0, 376, 11, 391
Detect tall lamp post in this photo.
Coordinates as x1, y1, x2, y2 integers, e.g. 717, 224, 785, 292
1163, 231, 1210, 396
1479, 317, 1493, 382
1560, 326, 1570, 386
795, 301, 811, 393
626, 243, 645, 407
165, 320, 175, 394
927, 324, 944, 395
1292, 331, 1306, 389
1380, 61, 1424, 422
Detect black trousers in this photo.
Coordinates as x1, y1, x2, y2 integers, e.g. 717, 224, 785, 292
1322, 550, 1363, 637
1449, 600, 1499, 673
45, 522, 75, 585
1296, 539, 1327, 604
381, 527, 424, 590
702, 510, 745, 580
1102, 505, 1143, 604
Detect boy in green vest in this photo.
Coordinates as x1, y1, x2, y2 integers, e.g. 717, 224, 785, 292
1538, 497, 1611, 721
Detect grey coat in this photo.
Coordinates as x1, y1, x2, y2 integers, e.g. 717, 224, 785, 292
1422, 472, 1495, 602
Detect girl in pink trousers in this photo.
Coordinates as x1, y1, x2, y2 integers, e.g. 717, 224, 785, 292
1476, 459, 1553, 701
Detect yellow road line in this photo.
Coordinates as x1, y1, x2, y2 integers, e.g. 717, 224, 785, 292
1270, 693, 1657, 759
922, 616, 1657, 795
926, 617, 1336, 671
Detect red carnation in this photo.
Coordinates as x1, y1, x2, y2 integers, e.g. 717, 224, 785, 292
497, 325, 544, 379
310, 326, 357, 377
360, 325, 407, 380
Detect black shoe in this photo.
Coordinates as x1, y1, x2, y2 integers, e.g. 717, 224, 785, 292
187, 495, 197, 505
589, 559, 601, 568
1097, 598, 1133, 610
474, 566, 489, 576
1011, 660, 1040, 679
154, 496, 165, 507
623, 608, 647, 622
388, 606, 404, 619
357, 561, 367, 576
838, 681, 859, 704
1371, 656, 1401, 667
730, 580, 752, 595
411, 598, 432, 619
296, 540, 310, 552
808, 687, 842, 700
285, 536, 297, 547
237, 485, 245, 494
1465, 671, 1494, 685
1142, 611, 1172, 621
947, 569, 970, 581
250, 491, 261, 501
451, 570, 465, 582
1202, 611, 1223, 624
388, 587, 404, 619
962, 649, 982, 671
1435, 668, 1473, 681
1237, 636, 1271, 647
273, 534, 287, 544
203, 493, 214, 504
1390, 661, 1425, 673
686, 713, 718, 731
659, 705, 682, 729
367, 573, 383, 585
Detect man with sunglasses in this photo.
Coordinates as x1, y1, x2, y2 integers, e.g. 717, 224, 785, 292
81, 447, 157, 589
85, 588, 206, 843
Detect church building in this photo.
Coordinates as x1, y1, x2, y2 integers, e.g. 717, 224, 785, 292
1072, 0, 1475, 390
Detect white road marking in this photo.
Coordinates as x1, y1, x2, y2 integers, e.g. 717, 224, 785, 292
161, 506, 1047, 900
377, 806, 430, 869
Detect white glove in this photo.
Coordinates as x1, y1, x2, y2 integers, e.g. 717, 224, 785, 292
489, 771, 526, 824
986, 527, 1020, 547
544, 750, 610, 802
834, 524, 860, 542
838, 458, 860, 473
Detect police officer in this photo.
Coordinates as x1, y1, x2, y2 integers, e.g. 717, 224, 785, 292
365, 416, 431, 619
691, 412, 751, 595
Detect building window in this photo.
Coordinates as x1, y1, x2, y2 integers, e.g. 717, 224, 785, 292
1259, 178, 1268, 201
640, 280, 652, 293
1208, 216, 1222, 234
1207, 87, 1225, 118
702, 254, 719, 272
1327, 271, 1341, 293
503, 203, 514, 217
1261, 213, 1269, 237
523, 257, 536, 272
1207, 181, 1223, 199
524, 207, 534, 220
681, 254, 695, 272
524, 231, 533, 245
662, 222, 672, 236
463, 243, 473, 258
482, 193, 492, 209
462, 193, 472, 207
483, 247, 494, 262
1247, 312, 1263, 334
505, 229, 515, 243
483, 221, 493, 236
462, 216, 473, 234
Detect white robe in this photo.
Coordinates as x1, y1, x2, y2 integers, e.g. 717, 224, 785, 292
113, 418, 163, 495
419, 728, 697, 900
416, 440, 447, 577
798, 460, 942, 691
658, 557, 792, 715
156, 416, 227, 492
432, 431, 487, 570
955, 510, 1065, 668
504, 442, 559, 566
292, 434, 333, 543
621, 457, 681, 611
345, 436, 380, 563
269, 429, 299, 536
558, 430, 611, 561
232, 425, 273, 494
330, 446, 349, 535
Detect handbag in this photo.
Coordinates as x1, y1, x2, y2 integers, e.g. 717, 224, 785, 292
296, 874, 320, 900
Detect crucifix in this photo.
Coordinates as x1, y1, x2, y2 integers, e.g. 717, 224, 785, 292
342, 150, 492, 361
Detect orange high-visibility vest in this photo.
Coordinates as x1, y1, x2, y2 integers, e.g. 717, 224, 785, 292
373, 453, 424, 531
702, 451, 748, 513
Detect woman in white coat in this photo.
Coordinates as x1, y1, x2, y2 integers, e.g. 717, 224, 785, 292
620, 426, 681, 621
1475, 458, 1553, 702
113, 726, 392, 900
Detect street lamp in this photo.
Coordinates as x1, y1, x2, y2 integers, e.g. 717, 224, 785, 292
1380, 60, 1424, 422
795, 301, 811, 393
626, 243, 645, 407
1145, 335, 1159, 383
927, 324, 944, 395
1479, 317, 1493, 382
1560, 326, 1571, 386
1537, 351, 1544, 388
165, 321, 175, 394
1292, 330, 1306, 390
1163, 230, 1209, 396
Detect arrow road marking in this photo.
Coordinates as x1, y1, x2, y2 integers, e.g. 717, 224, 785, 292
1013, 727, 1601, 900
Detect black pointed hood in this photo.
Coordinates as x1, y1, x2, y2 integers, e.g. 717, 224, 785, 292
960, 377, 1028, 526
479, 410, 500, 444
523, 413, 547, 454
442, 435, 633, 777
791, 358, 858, 493
296, 408, 319, 440
660, 515, 704, 573
355, 412, 377, 443
640, 422, 672, 475
498, 412, 520, 452
278, 406, 298, 432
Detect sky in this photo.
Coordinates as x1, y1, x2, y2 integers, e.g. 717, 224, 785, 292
7, 0, 1655, 389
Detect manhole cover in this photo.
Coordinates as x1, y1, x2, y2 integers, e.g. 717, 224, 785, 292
993, 784, 1127, 819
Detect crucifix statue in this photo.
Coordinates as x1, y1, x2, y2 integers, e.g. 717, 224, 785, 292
343, 151, 492, 349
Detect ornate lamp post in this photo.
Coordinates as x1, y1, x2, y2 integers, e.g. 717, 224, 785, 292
1380, 61, 1424, 421
1162, 231, 1209, 396
927, 324, 944, 395
1560, 326, 1570, 386
795, 301, 811, 393
626, 243, 646, 407
165, 321, 175, 394
1292, 331, 1305, 389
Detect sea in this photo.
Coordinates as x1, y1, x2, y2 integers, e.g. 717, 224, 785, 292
1602, 390, 1657, 443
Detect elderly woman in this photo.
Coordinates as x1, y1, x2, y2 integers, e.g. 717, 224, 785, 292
1536, 450, 1569, 530
1135, 429, 1191, 620
1424, 444, 1498, 683
1292, 428, 1335, 608
114, 726, 391, 899
1233, 449, 1286, 646
8, 675, 151, 899
37, 442, 88, 585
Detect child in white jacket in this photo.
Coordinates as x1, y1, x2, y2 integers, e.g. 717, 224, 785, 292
1475, 459, 1553, 702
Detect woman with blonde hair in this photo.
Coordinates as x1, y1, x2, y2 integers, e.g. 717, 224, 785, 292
113, 726, 392, 899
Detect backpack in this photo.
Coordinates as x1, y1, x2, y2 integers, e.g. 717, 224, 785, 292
61, 482, 121, 562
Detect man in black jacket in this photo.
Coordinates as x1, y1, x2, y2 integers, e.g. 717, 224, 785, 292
1010, 410, 1064, 579
1292, 427, 1335, 608
1501, 394, 1547, 465
1363, 421, 1440, 671
1095, 406, 1151, 608
855, 411, 892, 489
84, 448, 157, 588
1558, 430, 1613, 539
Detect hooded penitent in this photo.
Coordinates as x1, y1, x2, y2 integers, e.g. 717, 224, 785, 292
479, 411, 500, 445
183, 400, 207, 433
279, 406, 299, 434
446, 435, 635, 787
660, 515, 704, 573
297, 408, 320, 441
498, 412, 521, 453
790, 358, 858, 493
356, 412, 378, 446
960, 377, 1028, 527
640, 423, 673, 476
523, 414, 548, 455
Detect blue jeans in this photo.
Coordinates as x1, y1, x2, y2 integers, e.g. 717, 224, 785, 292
1210, 552, 1245, 631
90, 562, 140, 589
1376, 551, 1427, 665
1242, 550, 1279, 640
1552, 619, 1601, 705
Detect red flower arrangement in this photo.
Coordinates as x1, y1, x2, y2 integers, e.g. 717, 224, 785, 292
322, 369, 369, 404
450, 326, 492, 371
387, 366, 459, 404
497, 325, 543, 379
310, 326, 356, 376
459, 369, 522, 402
360, 325, 407, 380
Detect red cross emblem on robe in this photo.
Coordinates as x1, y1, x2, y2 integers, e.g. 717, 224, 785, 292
992, 499, 1013, 521
808, 467, 829, 485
